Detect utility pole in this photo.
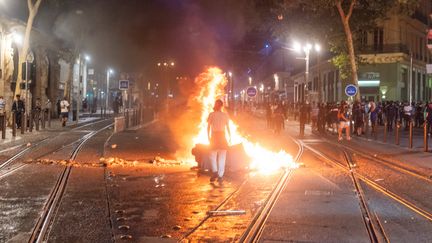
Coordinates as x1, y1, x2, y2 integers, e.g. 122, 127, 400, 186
409, 52, 413, 105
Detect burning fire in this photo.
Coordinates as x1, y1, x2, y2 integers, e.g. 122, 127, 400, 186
192, 67, 298, 174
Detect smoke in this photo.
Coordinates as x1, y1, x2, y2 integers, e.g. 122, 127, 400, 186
161, 67, 227, 162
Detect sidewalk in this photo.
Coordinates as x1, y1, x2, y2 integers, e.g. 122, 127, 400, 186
284, 119, 432, 175
249, 108, 432, 175
0, 115, 102, 150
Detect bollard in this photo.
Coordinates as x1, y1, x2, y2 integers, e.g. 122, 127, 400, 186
21, 113, 25, 134
35, 112, 40, 131
12, 112, 16, 137
29, 111, 33, 132
424, 122, 428, 152
1, 115, 5, 139
374, 122, 378, 140
409, 120, 413, 149
42, 111, 46, 129
396, 121, 400, 145
383, 122, 387, 143
48, 109, 51, 128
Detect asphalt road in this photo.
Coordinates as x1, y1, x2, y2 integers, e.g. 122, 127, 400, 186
0, 113, 431, 242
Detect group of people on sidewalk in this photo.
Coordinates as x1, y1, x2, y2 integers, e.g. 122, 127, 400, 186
285, 100, 432, 141
0, 94, 71, 130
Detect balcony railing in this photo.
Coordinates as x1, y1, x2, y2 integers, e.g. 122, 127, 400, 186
358, 44, 410, 55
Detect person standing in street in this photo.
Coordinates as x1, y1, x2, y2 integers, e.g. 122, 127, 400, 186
0, 96, 5, 131
207, 99, 231, 184
337, 101, 351, 141
12, 95, 25, 129
299, 102, 308, 137
60, 97, 70, 127
403, 101, 413, 130
425, 102, 432, 136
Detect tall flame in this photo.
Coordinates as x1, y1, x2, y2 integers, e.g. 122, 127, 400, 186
192, 67, 298, 174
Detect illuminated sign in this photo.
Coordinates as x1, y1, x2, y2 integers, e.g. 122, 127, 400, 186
119, 80, 129, 90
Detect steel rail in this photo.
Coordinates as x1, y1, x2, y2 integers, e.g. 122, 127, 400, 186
28, 123, 113, 243
179, 178, 250, 241
304, 144, 432, 223
342, 150, 383, 243
0, 119, 112, 179
239, 137, 304, 243
321, 136, 432, 183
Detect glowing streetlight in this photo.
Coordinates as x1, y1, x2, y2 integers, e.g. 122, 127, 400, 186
170, 62, 175, 66
291, 41, 321, 102
106, 68, 114, 112
84, 55, 90, 61
157, 63, 161, 66
12, 32, 23, 45
293, 41, 302, 53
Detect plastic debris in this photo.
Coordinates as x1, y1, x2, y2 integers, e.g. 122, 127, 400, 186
207, 210, 246, 216
120, 235, 132, 240
118, 225, 130, 230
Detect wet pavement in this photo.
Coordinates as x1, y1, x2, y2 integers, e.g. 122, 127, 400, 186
0, 111, 431, 242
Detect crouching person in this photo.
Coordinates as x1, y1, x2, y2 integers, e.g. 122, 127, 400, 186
207, 99, 231, 184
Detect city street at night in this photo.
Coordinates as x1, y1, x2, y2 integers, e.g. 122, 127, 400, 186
0, 0, 432, 242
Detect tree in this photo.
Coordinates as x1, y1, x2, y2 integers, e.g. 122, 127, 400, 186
15, 0, 43, 97
253, 0, 419, 101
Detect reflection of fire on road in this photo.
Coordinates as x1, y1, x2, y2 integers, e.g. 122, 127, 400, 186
191, 67, 298, 174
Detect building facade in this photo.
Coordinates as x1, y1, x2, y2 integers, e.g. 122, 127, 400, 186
292, 1, 432, 103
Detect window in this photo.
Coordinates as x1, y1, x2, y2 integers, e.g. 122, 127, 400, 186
373, 28, 384, 52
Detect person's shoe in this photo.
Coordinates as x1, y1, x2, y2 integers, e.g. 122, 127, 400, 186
346, 137, 351, 141
210, 173, 217, 183
217, 177, 223, 183
338, 137, 343, 141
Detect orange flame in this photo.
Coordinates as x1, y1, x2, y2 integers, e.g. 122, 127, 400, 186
191, 67, 298, 173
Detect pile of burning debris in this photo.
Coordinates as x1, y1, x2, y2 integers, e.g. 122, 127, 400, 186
191, 143, 251, 172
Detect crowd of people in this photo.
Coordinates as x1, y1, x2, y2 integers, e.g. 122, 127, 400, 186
263, 100, 432, 141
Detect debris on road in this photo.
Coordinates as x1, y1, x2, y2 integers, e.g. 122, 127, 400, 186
207, 210, 246, 216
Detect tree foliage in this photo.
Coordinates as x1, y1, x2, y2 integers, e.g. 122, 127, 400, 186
250, 0, 420, 100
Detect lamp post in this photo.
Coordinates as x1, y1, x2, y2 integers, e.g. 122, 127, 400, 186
77, 54, 90, 123
293, 41, 321, 103
106, 68, 113, 113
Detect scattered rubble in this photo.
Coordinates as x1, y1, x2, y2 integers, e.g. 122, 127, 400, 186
26, 156, 183, 168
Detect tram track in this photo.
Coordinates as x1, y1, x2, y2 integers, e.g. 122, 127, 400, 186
28, 123, 113, 243
239, 137, 303, 242
320, 136, 432, 183
179, 133, 304, 242
0, 119, 112, 178
303, 143, 432, 227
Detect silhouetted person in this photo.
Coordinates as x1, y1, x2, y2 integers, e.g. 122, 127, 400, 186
12, 95, 25, 129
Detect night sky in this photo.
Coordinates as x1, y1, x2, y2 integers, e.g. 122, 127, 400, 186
3, 0, 259, 77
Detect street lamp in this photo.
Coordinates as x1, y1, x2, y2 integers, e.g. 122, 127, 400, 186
292, 41, 321, 103
77, 54, 90, 123
106, 68, 114, 113
12, 32, 23, 45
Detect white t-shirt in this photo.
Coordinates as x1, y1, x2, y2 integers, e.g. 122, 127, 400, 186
403, 105, 412, 115
60, 100, 70, 113
207, 111, 229, 132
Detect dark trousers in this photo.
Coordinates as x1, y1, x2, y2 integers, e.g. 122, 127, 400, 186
16, 112, 22, 128
299, 121, 305, 136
